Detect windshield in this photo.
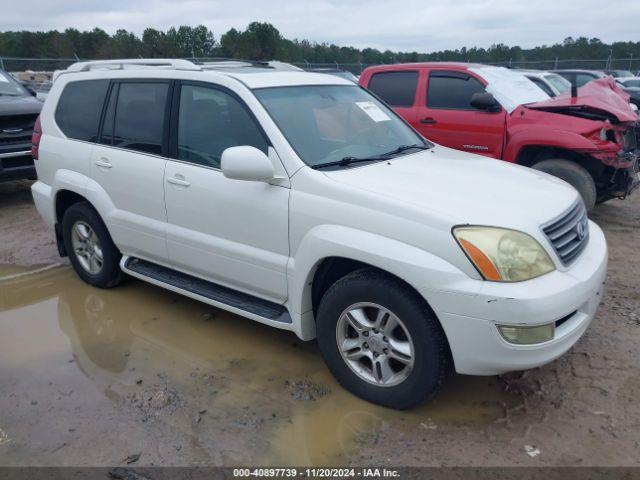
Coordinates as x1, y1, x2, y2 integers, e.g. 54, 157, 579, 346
545, 74, 571, 94
0, 71, 29, 96
254, 85, 428, 168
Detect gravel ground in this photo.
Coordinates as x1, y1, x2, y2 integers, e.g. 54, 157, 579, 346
0, 180, 638, 468
0, 181, 63, 268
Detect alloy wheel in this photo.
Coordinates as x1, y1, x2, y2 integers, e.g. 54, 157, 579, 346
336, 302, 415, 387
71, 221, 104, 275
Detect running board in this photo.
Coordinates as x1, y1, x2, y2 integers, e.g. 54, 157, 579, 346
122, 257, 292, 324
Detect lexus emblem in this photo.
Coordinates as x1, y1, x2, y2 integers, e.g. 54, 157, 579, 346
576, 222, 586, 240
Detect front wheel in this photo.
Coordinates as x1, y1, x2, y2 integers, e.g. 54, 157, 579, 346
532, 158, 597, 211
316, 268, 450, 409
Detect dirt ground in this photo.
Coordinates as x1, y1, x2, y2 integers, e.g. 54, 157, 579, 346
0, 180, 638, 468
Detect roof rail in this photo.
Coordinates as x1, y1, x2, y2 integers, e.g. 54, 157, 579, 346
199, 60, 255, 69
65, 58, 201, 72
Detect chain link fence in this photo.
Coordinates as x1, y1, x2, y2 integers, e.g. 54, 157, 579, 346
2, 56, 639, 80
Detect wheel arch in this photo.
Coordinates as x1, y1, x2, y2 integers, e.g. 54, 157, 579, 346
51, 170, 117, 256
55, 189, 87, 224
289, 225, 470, 342
515, 145, 604, 179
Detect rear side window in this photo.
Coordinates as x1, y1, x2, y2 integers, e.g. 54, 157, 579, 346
427, 72, 485, 110
55, 80, 109, 142
367, 71, 418, 107
110, 82, 169, 155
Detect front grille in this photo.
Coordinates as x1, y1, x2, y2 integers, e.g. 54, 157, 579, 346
622, 124, 638, 151
0, 134, 31, 146
0, 114, 37, 147
542, 201, 589, 266
2, 156, 33, 168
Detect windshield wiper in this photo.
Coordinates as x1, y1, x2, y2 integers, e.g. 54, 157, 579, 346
311, 144, 430, 170
379, 143, 431, 156
312, 156, 382, 170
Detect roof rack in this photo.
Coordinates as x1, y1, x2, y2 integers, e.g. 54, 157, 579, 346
65, 58, 201, 72
53, 58, 303, 81
198, 60, 255, 69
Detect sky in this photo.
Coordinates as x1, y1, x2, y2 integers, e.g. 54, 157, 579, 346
0, 0, 638, 52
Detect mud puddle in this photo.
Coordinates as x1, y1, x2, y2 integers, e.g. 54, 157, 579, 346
0, 267, 518, 466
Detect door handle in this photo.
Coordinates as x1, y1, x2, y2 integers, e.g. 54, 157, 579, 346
167, 176, 191, 187
95, 158, 113, 169
420, 117, 437, 125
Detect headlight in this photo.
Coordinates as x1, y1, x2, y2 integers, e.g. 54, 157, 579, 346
453, 226, 555, 282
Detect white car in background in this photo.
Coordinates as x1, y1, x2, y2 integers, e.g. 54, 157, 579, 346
519, 69, 572, 97
615, 77, 640, 89
31, 59, 607, 409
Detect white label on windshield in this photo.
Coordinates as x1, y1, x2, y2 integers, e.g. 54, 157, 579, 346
355, 101, 391, 122
0, 76, 9, 83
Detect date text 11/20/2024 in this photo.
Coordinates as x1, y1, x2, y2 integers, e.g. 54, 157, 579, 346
233, 468, 400, 478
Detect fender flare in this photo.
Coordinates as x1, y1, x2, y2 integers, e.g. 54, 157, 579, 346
52, 169, 117, 227
504, 128, 597, 163
287, 224, 476, 340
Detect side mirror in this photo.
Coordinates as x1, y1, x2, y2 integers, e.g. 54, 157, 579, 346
221, 146, 275, 182
470, 92, 500, 112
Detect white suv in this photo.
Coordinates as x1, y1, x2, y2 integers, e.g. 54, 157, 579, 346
31, 59, 607, 409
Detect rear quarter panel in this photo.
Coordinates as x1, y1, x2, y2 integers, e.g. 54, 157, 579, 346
35, 78, 93, 186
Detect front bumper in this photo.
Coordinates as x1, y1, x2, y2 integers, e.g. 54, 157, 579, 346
0, 144, 35, 182
425, 221, 607, 375
619, 152, 640, 197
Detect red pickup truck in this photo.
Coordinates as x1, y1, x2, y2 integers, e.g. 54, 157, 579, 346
359, 63, 639, 210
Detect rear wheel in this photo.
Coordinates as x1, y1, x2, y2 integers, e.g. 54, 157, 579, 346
532, 158, 597, 211
316, 268, 449, 409
62, 202, 123, 288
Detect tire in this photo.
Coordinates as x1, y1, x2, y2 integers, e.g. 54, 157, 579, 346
532, 158, 597, 211
62, 202, 123, 289
316, 268, 450, 409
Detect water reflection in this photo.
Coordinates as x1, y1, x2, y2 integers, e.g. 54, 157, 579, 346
0, 267, 516, 465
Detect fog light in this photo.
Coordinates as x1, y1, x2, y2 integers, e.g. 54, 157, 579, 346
497, 323, 555, 345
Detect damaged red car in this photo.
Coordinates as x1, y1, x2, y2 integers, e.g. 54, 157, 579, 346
360, 63, 639, 210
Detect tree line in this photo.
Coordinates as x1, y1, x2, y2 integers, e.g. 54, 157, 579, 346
1, 22, 639, 66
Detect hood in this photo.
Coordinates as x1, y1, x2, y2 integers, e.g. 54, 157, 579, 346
323, 146, 578, 228
526, 77, 637, 123
0, 95, 43, 116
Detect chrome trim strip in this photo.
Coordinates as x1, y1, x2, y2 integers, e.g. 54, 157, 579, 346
0, 150, 31, 159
